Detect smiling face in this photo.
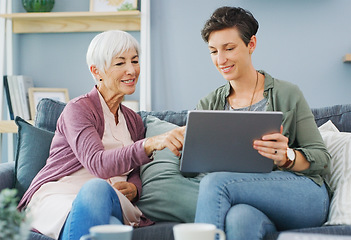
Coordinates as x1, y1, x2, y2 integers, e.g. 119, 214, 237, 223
208, 27, 255, 81
94, 48, 140, 100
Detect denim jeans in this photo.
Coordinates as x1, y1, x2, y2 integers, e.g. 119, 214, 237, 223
59, 179, 123, 240
195, 171, 329, 240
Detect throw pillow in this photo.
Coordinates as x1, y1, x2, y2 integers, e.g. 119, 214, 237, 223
318, 120, 351, 225
14, 116, 55, 199
136, 115, 202, 223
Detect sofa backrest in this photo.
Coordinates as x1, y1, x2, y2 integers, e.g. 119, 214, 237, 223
34, 99, 190, 131
312, 104, 351, 132
34, 98, 351, 133
35, 98, 66, 131
138, 110, 188, 127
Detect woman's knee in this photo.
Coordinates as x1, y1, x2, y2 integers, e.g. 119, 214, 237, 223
77, 179, 115, 204
82, 178, 110, 191
226, 204, 266, 226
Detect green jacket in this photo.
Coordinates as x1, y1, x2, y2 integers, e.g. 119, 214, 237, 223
196, 70, 331, 187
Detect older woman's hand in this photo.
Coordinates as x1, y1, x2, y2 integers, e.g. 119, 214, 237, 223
252, 125, 289, 167
112, 181, 137, 202
144, 126, 186, 158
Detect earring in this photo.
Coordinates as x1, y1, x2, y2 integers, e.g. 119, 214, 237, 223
99, 79, 102, 81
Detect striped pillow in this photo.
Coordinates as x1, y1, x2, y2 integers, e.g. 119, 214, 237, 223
319, 120, 351, 225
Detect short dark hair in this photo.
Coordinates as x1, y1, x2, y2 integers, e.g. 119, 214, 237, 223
201, 6, 259, 45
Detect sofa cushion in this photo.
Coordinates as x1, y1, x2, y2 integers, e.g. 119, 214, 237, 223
35, 98, 66, 132
132, 222, 177, 240
318, 120, 351, 225
14, 117, 55, 198
137, 115, 202, 223
264, 225, 351, 240
29, 231, 54, 240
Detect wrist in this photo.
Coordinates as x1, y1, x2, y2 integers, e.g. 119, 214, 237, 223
280, 159, 293, 169
280, 148, 296, 170
286, 158, 296, 170
143, 138, 156, 160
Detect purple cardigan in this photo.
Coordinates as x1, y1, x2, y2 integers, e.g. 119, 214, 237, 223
18, 87, 152, 219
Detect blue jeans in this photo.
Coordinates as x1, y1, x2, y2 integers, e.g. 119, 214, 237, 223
59, 179, 123, 240
194, 171, 329, 240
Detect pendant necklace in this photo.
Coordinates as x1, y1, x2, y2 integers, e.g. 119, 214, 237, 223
248, 71, 259, 111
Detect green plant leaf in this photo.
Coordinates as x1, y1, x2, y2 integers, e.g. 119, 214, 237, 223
0, 189, 30, 239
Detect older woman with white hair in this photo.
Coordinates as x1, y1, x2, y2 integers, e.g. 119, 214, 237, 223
18, 30, 185, 240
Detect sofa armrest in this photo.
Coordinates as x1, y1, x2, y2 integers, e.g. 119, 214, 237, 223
0, 162, 15, 191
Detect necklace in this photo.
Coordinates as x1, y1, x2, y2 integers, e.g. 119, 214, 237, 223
248, 71, 259, 111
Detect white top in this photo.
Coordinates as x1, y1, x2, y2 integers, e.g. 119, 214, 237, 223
26, 93, 142, 239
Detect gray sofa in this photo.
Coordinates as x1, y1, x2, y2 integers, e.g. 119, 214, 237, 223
1, 98, 351, 240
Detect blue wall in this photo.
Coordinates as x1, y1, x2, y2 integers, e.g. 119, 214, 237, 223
11, 0, 351, 112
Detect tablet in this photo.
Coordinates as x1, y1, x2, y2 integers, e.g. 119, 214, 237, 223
179, 110, 283, 173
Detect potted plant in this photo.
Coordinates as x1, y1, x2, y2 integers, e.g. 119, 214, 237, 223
22, 0, 55, 12
0, 189, 30, 240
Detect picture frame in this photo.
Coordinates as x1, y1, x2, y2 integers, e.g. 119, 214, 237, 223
28, 88, 69, 119
89, 0, 138, 12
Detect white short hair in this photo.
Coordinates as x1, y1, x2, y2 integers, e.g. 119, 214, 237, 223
86, 30, 140, 83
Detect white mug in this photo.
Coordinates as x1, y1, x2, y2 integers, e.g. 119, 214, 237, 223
80, 224, 133, 240
173, 223, 226, 240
